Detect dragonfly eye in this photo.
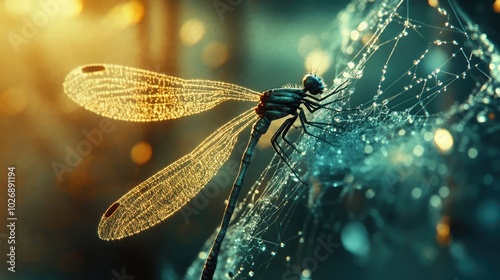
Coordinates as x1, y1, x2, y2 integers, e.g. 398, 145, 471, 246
302, 74, 324, 95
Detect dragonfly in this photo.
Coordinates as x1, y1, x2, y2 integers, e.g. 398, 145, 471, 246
63, 64, 348, 279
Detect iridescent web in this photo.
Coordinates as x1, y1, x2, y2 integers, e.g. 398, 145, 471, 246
185, 0, 499, 279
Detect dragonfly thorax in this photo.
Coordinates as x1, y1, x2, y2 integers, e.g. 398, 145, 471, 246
255, 89, 303, 121
254, 73, 325, 121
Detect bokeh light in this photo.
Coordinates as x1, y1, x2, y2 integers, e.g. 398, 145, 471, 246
433, 128, 454, 153
428, 0, 439, 8
180, 19, 206, 46
202, 41, 229, 68
494, 0, 500, 13
436, 216, 451, 245
130, 141, 153, 165
106, 0, 144, 28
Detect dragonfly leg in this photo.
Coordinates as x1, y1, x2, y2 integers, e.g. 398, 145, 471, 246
271, 116, 308, 185
297, 110, 345, 133
304, 96, 353, 113
275, 115, 302, 155
297, 108, 340, 146
301, 100, 349, 133
271, 117, 294, 161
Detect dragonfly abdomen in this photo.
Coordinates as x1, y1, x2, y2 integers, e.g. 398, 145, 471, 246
202, 117, 267, 280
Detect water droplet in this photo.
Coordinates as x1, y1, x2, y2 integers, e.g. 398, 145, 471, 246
260, 244, 266, 252
355, 69, 364, 79
476, 111, 487, 123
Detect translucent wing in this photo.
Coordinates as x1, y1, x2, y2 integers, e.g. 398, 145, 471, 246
63, 64, 260, 122
98, 109, 258, 240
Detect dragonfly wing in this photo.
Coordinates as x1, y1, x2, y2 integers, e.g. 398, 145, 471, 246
63, 64, 260, 122
98, 109, 258, 240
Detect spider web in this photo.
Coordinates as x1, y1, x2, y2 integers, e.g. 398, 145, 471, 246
185, 0, 500, 279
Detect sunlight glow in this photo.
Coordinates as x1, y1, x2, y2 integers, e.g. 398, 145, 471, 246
297, 35, 321, 57
304, 49, 331, 76
61, 0, 83, 18
4, 0, 31, 16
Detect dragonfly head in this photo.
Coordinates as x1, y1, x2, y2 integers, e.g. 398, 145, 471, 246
302, 74, 324, 95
